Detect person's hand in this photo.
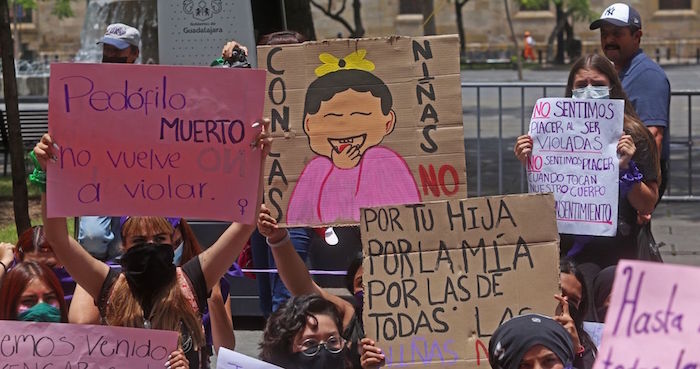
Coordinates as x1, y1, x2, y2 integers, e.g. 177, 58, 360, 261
330, 143, 362, 169
514, 135, 533, 165
360, 337, 385, 369
257, 204, 287, 242
33, 133, 58, 171
165, 349, 189, 369
0, 242, 15, 266
617, 134, 635, 170
637, 212, 652, 225
553, 294, 582, 353
221, 40, 249, 60
252, 118, 272, 157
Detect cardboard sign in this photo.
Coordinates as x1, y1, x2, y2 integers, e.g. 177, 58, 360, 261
527, 98, 623, 236
257, 35, 466, 226
361, 193, 560, 369
0, 321, 178, 368
47, 63, 265, 223
217, 348, 283, 369
593, 261, 700, 369
157, 0, 257, 66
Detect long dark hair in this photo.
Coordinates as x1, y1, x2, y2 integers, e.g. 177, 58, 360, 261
0, 261, 68, 322
176, 219, 203, 265
565, 54, 637, 119
345, 252, 363, 294
260, 294, 344, 366
566, 54, 661, 183
560, 258, 597, 355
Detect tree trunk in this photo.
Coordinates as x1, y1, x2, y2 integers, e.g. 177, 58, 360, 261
504, 0, 522, 80
0, 0, 31, 236
555, 3, 565, 64
422, 0, 436, 35
455, 0, 467, 58
564, 17, 575, 61
352, 0, 364, 37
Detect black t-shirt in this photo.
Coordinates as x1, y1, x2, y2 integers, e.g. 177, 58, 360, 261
98, 257, 208, 369
561, 127, 660, 266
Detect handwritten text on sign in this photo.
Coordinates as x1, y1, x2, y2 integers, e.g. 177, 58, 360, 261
47, 63, 266, 222
361, 194, 560, 369
0, 320, 178, 368
592, 261, 700, 369
527, 98, 623, 236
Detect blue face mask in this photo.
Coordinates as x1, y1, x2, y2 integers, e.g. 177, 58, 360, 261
18, 302, 61, 323
172, 241, 184, 266
572, 85, 610, 99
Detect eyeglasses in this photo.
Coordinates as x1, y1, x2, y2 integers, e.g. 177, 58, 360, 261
298, 336, 346, 357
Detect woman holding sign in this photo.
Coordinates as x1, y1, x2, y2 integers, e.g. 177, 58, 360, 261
32, 119, 271, 369
257, 204, 386, 369
514, 54, 659, 316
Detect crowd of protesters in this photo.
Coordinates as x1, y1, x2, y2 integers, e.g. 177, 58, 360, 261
0, 3, 674, 369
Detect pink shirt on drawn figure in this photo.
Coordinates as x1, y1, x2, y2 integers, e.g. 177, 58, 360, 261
286, 146, 421, 224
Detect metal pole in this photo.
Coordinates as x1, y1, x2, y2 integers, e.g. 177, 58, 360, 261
498, 87, 503, 194
520, 86, 525, 193
688, 95, 693, 196
477, 87, 482, 196
280, 0, 288, 30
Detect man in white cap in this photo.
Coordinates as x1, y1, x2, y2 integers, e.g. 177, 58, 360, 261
78, 23, 141, 261
590, 3, 670, 203
97, 22, 141, 64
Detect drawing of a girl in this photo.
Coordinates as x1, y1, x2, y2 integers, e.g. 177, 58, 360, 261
286, 50, 421, 224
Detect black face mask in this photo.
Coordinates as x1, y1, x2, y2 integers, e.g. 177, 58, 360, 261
288, 348, 347, 369
120, 243, 176, 316
102, 56, 129, 63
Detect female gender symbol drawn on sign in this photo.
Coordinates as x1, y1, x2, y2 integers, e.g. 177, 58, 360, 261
286, 50, 421, 224
237, 198, 248, 215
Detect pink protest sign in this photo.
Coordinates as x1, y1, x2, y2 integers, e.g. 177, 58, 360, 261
0, 320, 178, 368
47, 63, 266, 223
593, 260, 700, 369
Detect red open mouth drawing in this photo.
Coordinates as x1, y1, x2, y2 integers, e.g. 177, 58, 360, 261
328, 134, 367, 154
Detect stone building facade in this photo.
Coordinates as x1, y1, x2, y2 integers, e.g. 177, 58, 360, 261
11, 1, 86, 61
311, 0, 700, 61
15, 0, 700, 62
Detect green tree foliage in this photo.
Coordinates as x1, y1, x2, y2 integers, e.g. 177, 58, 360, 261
13, 0, 73, 19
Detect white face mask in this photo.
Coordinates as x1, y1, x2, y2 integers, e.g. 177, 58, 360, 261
572, 85, 610, 99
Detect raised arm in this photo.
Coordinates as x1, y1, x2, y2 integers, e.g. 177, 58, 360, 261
257, 204, 356, 327
0, 242, 14, 283
35, 134, 109, 299
208, 281, 235, 351
198, 119, 270, 291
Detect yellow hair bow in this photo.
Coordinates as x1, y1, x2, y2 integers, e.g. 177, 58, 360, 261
314, 49, 376, 77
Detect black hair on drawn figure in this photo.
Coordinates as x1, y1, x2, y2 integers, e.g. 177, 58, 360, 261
302, 69, 393, 127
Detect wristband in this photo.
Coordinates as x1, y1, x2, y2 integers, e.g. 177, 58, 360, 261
0, 261, 7, 273
266, 230, 290, 249
28, 151, 47, 193
619, 160, 643, 198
